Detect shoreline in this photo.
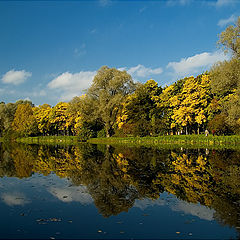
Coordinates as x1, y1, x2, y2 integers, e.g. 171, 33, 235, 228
8, 134, 240, 149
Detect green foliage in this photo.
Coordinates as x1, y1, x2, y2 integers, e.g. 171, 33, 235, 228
12, 104, 38, 137
87, 66, 136, 137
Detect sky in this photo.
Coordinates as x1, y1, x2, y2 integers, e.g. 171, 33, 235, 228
0, 0, 240, 106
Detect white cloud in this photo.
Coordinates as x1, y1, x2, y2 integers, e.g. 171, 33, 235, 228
218, 14, 237, 27
47, 70, 96, 101
1, 192, 30, 206
127, 64, 163, 78
47, 65, 163, 102
167, 51, 229, 78
2, 69, 32, 85
48, 185, 93, 205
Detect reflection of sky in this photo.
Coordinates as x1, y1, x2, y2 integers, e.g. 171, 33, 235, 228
0, 173, 236, 239
171, 201, 214, 221
1, 192, 30, 206
0, 173, 93, 206
48, 185, 93, 204
0, 174, 215, 222
134, 193, 215, 221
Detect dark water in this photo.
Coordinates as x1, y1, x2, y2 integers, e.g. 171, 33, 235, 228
0, 143, 239, 239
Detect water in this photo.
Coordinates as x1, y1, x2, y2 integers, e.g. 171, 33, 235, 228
0, 142, 239, 239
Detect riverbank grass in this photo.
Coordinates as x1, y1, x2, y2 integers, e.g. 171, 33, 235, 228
88, 135, 240, 147
14, 134, 240, 148
16, 136, 81, 145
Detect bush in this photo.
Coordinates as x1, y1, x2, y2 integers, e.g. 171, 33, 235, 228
208, 114, 233, 135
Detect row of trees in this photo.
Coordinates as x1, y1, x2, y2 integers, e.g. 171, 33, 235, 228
1, 18, 240, 138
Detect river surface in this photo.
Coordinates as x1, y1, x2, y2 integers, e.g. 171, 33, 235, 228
0, 142, 239, 239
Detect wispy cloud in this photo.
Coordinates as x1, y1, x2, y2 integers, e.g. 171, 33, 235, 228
215, 0, 235, 7
139, 6, 146, 14
166, 0, 192, 7
127, 64, 163, 78
90, 28, 97, 34
99, 0, 111, 7
167, 50, 229, 79
218, 14, 237, 27
74, 43, 87, 57
2, 69, 32, 85
47, 70, 96, 101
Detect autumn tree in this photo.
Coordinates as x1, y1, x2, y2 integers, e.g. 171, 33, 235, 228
171, 74, 212, 134
0, 100, 34, 137
49, 102, 72, 135
86, 66, 136, 137
210, 17, 240, 133
33, 104, 52, 135
12, 103, 38, 136
117, 79, 163, 136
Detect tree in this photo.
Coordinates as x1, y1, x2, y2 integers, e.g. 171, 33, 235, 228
49, 102, 71, 135
210, 17, 240, 133
33, 104, 52, 135
169, 74, 211, 134
218, 17, 240, 59
87, 66, 136, 137
12, 103, 38, 136
116, 79, 163, 136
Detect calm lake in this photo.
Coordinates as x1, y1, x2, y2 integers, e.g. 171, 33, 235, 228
0, 142, 239, 239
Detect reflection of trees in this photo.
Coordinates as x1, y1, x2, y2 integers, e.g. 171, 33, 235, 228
0, 143, 240, 230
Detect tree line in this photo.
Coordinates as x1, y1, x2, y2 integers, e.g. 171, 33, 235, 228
1, 17, 240, 138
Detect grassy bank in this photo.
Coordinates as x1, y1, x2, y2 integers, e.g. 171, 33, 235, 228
88, 135, 240, 149
13, 134, 240, 149
16, 136, 82, 145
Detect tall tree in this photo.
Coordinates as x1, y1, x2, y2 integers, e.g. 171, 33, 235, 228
210, 17, 240, 133
87, 66, 136, 137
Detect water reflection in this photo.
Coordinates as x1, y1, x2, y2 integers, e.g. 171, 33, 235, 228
0, 142, 240, 236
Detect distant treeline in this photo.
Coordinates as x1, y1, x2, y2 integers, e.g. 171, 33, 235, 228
1, 18, 240, 139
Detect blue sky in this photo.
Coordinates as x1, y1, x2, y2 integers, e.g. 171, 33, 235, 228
0, 0, 240, 106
